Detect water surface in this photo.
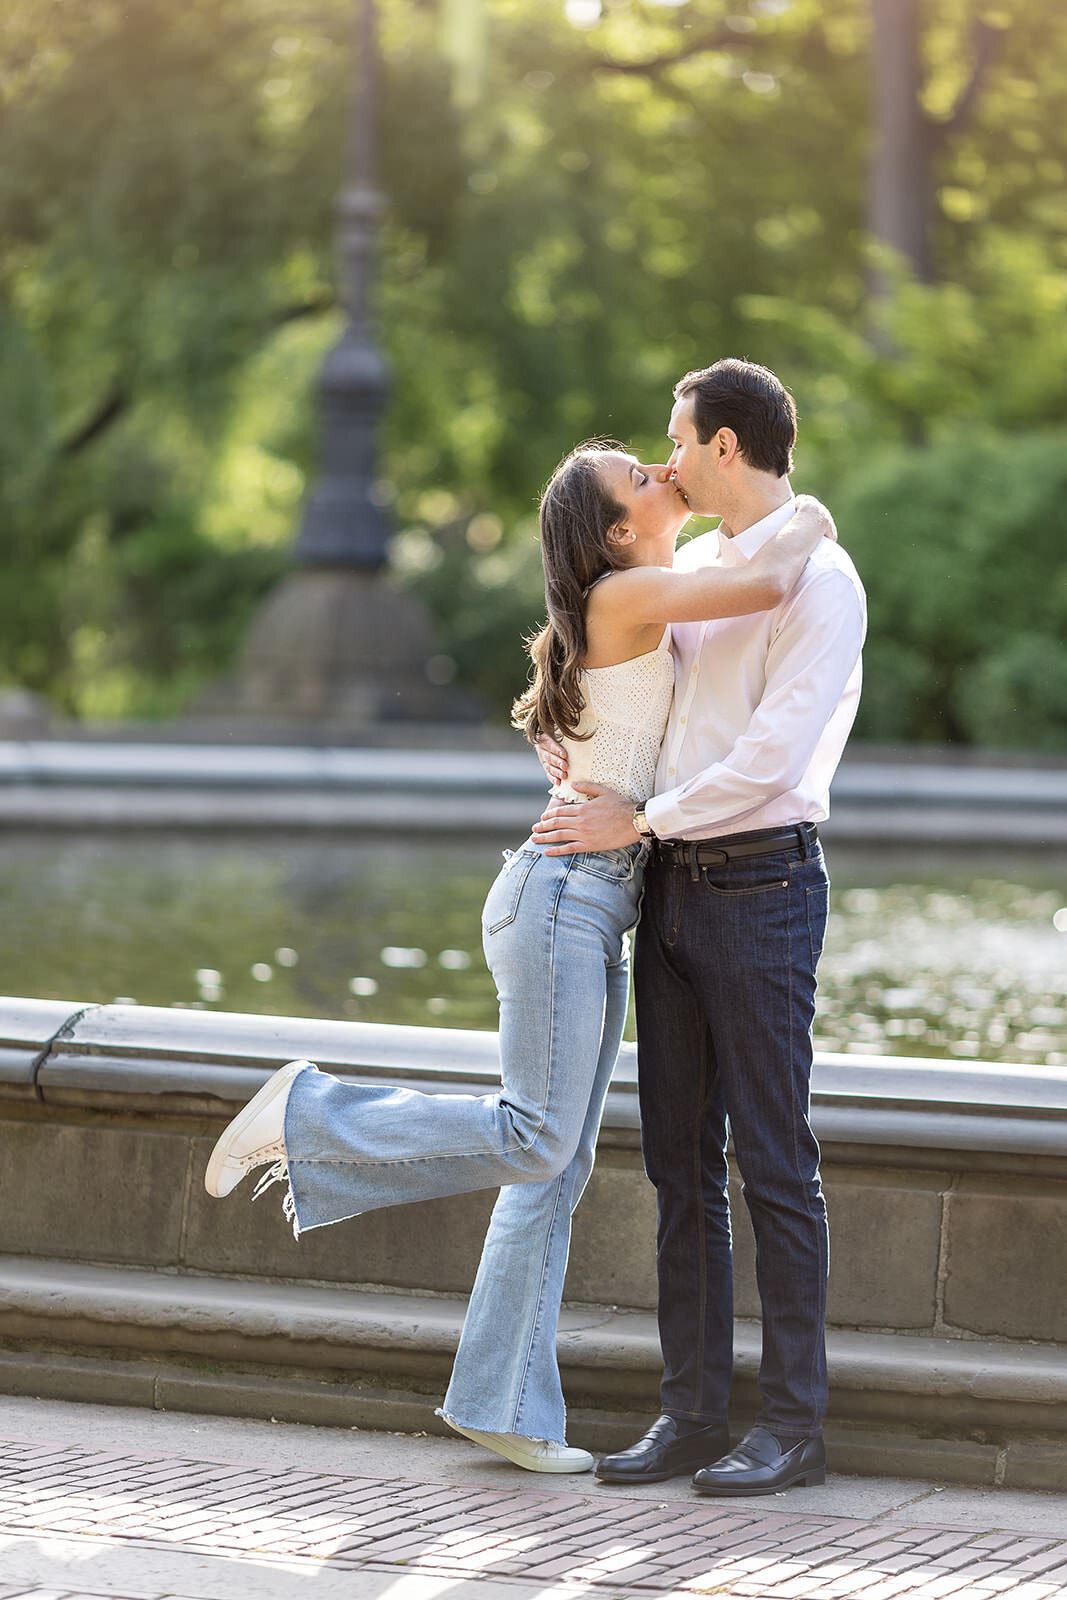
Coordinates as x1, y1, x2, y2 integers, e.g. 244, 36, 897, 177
5, 833, 1065, 1065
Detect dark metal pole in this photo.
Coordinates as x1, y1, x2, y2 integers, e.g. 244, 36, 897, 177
221, 0, 477, 725
295, 0, 390, 569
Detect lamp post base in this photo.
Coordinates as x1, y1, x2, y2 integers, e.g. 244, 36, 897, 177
202, 568, 480, 726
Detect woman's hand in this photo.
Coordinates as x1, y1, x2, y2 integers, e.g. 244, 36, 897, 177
536, 733, 568, 787
792, 493, 837, 542
743, 494, 837, 605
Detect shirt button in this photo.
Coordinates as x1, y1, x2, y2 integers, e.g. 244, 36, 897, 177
668, 767, 675, 775
691, 665, 698, 675
679, 715, 686, 724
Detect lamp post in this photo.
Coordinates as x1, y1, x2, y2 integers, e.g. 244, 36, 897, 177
295, 0, 389, 571
224, 0, 474, 730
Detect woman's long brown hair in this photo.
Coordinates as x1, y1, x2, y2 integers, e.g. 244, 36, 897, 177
512, 444, 629, 744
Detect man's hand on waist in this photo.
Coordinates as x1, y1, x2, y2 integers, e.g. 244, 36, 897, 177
532, 783, 637, 854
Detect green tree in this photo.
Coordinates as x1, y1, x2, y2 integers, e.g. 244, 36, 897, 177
1, 0, 1065, 739
832, 429, 1067, 748
0, 0, 348, 711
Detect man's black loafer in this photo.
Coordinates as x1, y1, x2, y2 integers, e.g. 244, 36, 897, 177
595, 1414, 730, 1484
692, 1425, 825, 1496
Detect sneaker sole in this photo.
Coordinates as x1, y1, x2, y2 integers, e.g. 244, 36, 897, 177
204, 1060, 312, 1198
444, 1419, 593, 1474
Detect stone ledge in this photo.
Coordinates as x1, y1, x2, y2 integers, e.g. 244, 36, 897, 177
1, 735, 1065, 842
5, 787, 1067, 843
3, 741, 1064, 800
4, 997, 1066, 1172
0, 1255, 1064, 1486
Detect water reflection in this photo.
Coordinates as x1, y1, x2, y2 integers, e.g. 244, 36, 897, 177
819, 879, 1066, 1064
4, 832, 1065, 1065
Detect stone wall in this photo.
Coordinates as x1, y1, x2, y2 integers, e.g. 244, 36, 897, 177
1, 997, 1065, 1488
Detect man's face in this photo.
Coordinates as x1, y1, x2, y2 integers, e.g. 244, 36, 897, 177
666, 395, 723, 518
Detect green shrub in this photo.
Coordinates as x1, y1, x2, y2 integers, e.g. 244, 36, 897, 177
831, 429, 1067, 747
954, 635, 1067, 752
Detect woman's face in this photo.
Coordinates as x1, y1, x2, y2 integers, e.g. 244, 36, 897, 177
596, 451, 691, 553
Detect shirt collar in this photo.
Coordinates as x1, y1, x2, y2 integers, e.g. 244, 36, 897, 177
717, 497, 797, 565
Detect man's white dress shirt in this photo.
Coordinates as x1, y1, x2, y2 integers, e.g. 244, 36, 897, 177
643, 499, 867, 842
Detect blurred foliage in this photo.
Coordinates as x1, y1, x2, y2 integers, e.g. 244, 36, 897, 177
0, 0, 343, 713
745, 227, 1067, 747
832, 429, 1067, 748
1, 0, 1066, 740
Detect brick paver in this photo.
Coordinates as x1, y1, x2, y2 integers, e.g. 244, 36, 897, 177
0, 1439, 1066, 1600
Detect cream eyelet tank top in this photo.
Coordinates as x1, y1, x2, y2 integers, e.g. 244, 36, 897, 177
552, 626, 675, 806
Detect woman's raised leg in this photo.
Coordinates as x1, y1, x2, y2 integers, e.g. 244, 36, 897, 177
277, 845, 642, 1236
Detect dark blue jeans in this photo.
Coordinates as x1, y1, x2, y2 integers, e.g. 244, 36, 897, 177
634, 828, 829, 1442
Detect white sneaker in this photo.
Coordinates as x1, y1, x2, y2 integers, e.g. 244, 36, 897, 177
204, 1060, 313, 1199
443, 1417, 594, 1473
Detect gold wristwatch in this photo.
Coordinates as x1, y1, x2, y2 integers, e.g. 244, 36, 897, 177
632, 804, 654, 838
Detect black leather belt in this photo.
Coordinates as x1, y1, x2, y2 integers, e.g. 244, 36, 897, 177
654, 821, 818, 867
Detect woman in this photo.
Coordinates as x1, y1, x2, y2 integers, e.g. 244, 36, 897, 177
205, 442, 833, 1473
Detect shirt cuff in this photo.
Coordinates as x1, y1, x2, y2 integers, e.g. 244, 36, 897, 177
643, 792, 680, 839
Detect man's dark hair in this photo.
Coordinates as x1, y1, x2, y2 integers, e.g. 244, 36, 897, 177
674, 358, 796, 478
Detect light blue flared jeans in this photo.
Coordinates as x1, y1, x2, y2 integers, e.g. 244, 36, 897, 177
281, 838, 647, 1444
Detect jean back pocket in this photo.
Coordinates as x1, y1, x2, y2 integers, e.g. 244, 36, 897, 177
573, 843, 646, 883
482, 847, 539, 934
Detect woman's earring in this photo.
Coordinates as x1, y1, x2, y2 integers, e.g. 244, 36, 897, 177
610, 525, 637, 546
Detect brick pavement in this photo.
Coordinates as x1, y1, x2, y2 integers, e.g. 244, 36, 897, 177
0, 1438, 1066, 1600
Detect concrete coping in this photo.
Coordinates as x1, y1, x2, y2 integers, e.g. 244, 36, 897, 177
0, 997, 90, 1089
1, 740, 1067, 807
3, 741, 1066, 841
0, 741, 541, 793
4, 995, 1067, 1163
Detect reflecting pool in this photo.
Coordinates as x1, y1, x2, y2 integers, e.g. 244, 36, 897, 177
4, 832, 1066, 1065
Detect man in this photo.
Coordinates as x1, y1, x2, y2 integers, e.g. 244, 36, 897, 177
533, 358, 866, 1496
